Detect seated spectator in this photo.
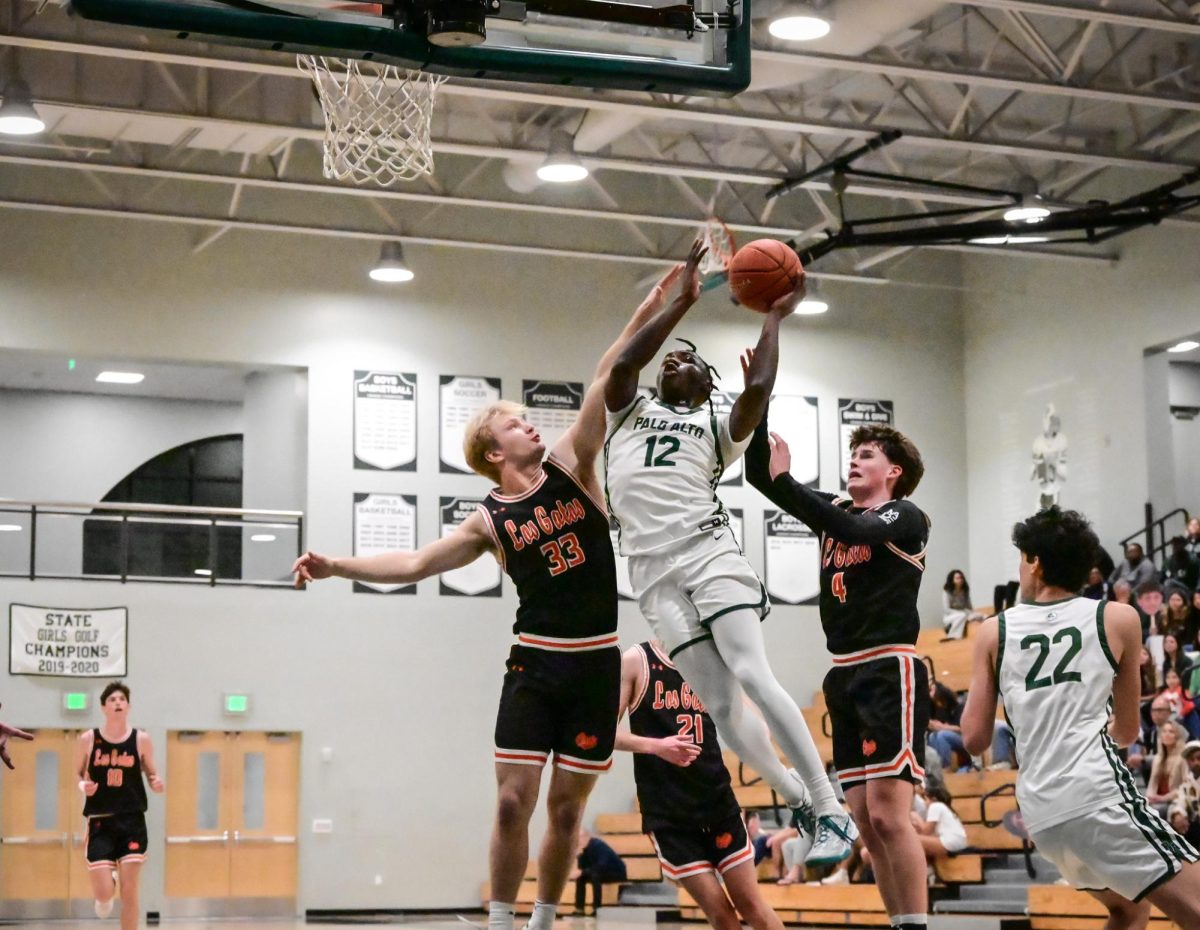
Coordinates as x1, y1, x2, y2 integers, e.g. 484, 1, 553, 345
1186, 518, 1200, 563
773, 828, 806, 885
993, 580, 1019, 615
1163, 632, 1193, 683
1146, 721, 1190, 816
1113, 580, 1134, 606
1164, 589, 1197, 644
927, 682, 973, 772
1128, 696, 1171, 780
1140, 646, 1162, 702
1138, 581, 1168, 636
912, 782, 969, 863
1162, 668, 1200, 740
573, 827, 626, 914
744, 811, 772, 867
942, 569, 984, 639
1110, 542, 1158, 592
1184, 741, 1200, 810
1164, 536, 1199, 596
1081, 567, 1110, 601
1168, 803, 1200, 848
989, 720, 1017, 770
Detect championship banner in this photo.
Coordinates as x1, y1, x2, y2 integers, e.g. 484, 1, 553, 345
353, 493, 417, 595
838, 399, 894, 489
711, 391, 743, 486
523, 380, 583, 453
439, 497, 501, 597
763, 511, 820, 605
354, 370, 417, 471
10, 604, 128, 677
769, 395, 820, 487
439, 375, 502, 474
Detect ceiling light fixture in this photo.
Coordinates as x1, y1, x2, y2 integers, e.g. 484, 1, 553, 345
0, 80, 45, 136
1004, 202, 1051, 224
1167, 340, 1200, 353
537, 130, 589, 184
969, 235, 1050, 246
369, 241, 415, 283
768, 4, 831, 41
0, 524, 23, 532
795, 280, 829, 315
194, 568, 213, 576
250, 534, 277, 542
96, 371, 145, 384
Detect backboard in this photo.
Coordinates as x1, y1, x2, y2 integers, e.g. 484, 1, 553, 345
69, 0, 751, 96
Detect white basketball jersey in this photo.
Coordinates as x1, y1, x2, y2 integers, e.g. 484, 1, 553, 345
996, 596, 1125, 833
604, 394, 748, 557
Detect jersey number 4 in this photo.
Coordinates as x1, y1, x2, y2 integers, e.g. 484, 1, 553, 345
643, 436, 680, 467
831, 572, 848, 603
1020, 628, 1083, 691
540, 532, 586, 576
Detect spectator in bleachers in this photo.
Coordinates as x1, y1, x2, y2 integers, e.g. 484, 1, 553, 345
1168, 803, 1200, 848
927, 681, 973, 772
1184, 741, 1200, 817
1163, 633, 1193, 683
988, 721, 1016, 770
1185, 518, 1200, 562
1146, 721, 1190, 817
1164, 536, 1199, 597
1165, 590, 1197, 643
1081, 567, 1109, 601
942, 570, 984, 639
1127, 696, 1171, 780
911, 783, 968, 864
744, 811, 773, 868
1161, 668, 1200, 740
1137, 581, 1168, 636
771, 828, 805, 885
1140, 646, 1162, 702
1111, 542, 1158, 591
572, 827, 626, 914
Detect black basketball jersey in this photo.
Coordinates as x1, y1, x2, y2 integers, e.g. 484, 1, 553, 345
628, 642, 739, 831
83, 728, 148, 817
478, 457, 618, 642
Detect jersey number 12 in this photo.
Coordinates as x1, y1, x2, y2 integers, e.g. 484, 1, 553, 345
643, 436, 680, 467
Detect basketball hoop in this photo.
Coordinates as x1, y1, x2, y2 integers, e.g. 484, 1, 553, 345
297, 55, 445, 186
699, 216, 736, 275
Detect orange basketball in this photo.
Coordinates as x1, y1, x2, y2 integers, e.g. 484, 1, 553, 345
727, 239, 803, 312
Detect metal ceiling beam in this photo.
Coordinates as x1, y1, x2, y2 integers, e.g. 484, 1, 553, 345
953, 0, 1200, 36
2, 35, 1196, 173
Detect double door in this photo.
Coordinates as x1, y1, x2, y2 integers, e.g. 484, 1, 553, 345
164, 730, 300, 916
0, 729, 98, 918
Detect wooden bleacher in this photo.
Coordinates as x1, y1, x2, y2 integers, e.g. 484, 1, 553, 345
680, 882, 891, 926
1028, 886, 1180, 930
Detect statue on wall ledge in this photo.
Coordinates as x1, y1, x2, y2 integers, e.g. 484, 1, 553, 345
1031, 403, 1068, 510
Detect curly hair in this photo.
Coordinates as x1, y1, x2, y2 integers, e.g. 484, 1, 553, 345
1011, 506, 1100, 593
849, 425, 924, 499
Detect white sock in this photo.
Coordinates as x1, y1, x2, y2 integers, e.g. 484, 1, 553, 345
488, 900, 515, 930
891, 914, 928, 927
528, 900, 556, 930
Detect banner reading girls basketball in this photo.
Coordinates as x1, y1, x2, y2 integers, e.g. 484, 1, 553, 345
9, 604, 128, 677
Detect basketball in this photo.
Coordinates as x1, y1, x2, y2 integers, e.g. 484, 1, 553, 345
727, 239, 804, 312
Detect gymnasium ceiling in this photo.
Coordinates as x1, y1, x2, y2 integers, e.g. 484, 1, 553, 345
1, 0, 1198, 286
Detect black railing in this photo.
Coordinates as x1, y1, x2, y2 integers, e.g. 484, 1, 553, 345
0, 500, 303, 588
1119, 503, 1190, 568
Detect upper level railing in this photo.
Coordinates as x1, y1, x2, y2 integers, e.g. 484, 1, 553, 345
1119, 503, 1190, 569
0, 500, 303, 588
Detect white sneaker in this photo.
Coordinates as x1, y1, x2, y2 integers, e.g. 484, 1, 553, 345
819, 868, 849, 885
804, 812, 859, 867
94, 898, 114, 919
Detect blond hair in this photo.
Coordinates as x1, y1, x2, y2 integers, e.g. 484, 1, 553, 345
463, 400, 527, 483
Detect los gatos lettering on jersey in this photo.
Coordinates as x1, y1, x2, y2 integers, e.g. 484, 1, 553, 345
504, 498, 587, 551
93, 748, 136, 768
822, 538, 873, 569
651, 680, 707, 713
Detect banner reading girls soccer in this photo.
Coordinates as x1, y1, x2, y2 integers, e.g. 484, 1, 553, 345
838, 399, 894, 490
439, 375, 502, 474
10, 604, 128, 677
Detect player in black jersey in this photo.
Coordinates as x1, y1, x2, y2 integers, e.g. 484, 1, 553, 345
74, 682, 164, 930
0, 703, 34, 769
292, 266, 684, 930
747, 409, 932, 930
617, 641, 787, 930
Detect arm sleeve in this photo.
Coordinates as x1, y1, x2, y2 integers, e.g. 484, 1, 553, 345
759, 470, 927, 545
718, 413, 752, 467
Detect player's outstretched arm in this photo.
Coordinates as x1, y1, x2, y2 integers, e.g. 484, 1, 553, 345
138, 730, 165, 793
1105, 602, 1145, 747
0, 704, 33, 770
729, 278, 803, 442
292, 512, 493, 588
605, 239, 707, 413
613, 647, 701, 767
960, 617, 1000, 756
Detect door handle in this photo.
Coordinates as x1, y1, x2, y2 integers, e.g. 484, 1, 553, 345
232, 832, 296, 844
0, 833, 68, 846
166, 831, 229, 845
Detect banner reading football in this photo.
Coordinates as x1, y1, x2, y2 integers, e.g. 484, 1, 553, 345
10, 604, 128, 677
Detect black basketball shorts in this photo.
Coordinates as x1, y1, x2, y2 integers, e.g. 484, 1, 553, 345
649, 812, 753, 881
824, 644, 930, 791
494, 643, 621, 775
85, 812, 148, 868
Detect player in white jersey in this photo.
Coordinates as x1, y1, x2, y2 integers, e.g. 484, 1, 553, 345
603, 239, 856, 866
962, 508, 1200, 930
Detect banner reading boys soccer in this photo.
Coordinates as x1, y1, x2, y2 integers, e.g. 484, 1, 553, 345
838, 399, 894, 489
763, 511, 820, 605
439, 497, 501, 597
10, 604, 128, 677
522, 380, 583, 453
439, 375, 502, 474
353, 370, 417, 471
352, 493, 417, 595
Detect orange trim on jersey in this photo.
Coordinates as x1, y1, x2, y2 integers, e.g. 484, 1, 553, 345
650, 834, 715, 879
88, 860, 118, 870
836, 654, 924, 786
489, 469, 549, 503
546, 455, 609, 518
516, 633, 619, 652
476, 504, 507, 573
648, 641, 676, 669
629, 646, 651, 714
716, 843, 755, 875
884, 541, 926, 572
495, 749, 550, 767
554, 753, 613, 774
830, 644, 918, 665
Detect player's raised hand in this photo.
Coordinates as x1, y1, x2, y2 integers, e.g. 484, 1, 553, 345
739, 348, 755, 388
0, 706, 34, 770
767, 272, 806, 320
656, 262, 685, 298
680, 238, 709, 302
768, 431, 793, 481
654, 734, 703, 767
292, 551, 336, 588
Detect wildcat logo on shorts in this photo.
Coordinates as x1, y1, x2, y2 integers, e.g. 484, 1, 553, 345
575, 732, 598, 751
128, 841, 140, 851
862, 739, 877, 757
714, 832, 733, 850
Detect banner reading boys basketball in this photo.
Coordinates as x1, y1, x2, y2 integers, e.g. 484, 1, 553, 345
439, 375, 502, 474
439, 497, 501, 597
838, 399, 894, 490
10, 604, 128, 677
522, 380, 582, 453
353, 370, 417, 471
352, 493, 417, 595
763, 511, 820, 605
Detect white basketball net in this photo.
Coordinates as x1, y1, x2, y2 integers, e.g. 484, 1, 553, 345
297, 55, 446, 187
699, 216, 736, 275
